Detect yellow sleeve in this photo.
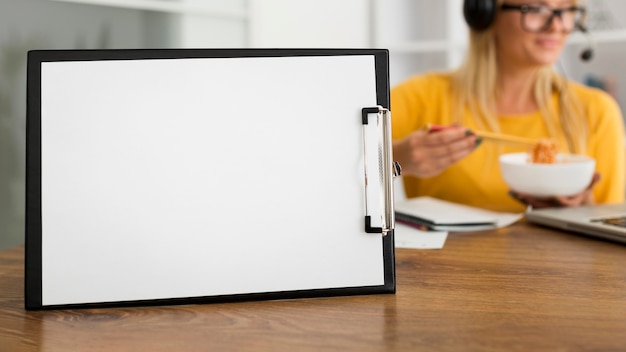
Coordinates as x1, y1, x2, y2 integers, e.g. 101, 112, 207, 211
391, 76, 426, 140
584, 89, 626, 203
390, 73, 456, 141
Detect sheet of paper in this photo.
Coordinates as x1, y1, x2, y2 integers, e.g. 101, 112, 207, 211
38, 54, 386, 306
394, 223, 448, 249
493, 212, 524, 228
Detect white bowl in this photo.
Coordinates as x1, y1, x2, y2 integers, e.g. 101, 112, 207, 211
499, 153, 596, 197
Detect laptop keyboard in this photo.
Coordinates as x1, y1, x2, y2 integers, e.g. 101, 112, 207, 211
591, 216, 626, 228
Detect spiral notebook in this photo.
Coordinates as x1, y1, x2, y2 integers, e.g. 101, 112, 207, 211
395, 197, 522, 232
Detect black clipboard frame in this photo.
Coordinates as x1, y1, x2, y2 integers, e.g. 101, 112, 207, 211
25, 48, 395, 310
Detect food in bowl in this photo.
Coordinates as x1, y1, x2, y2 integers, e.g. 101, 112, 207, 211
499, 152, 595, 197
530, 138, 558, 164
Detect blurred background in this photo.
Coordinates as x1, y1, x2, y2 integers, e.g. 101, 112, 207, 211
1, 0, 625, 250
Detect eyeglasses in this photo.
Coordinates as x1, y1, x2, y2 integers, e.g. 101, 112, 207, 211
500, 3, 587, 33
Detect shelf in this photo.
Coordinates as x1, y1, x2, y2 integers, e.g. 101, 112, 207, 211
50, 0, 248, 19
568, 28, 626, 45
385, 40, 467, 54
385, 28, 626, 55
386, 40, 447, 53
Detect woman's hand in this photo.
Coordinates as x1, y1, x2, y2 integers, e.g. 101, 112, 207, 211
392, 124, 481, 178
509, 172, 601, 208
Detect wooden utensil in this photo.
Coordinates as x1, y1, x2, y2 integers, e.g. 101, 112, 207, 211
474, 130, 538, 146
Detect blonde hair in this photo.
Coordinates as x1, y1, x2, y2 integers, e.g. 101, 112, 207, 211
451, 0, 587, 153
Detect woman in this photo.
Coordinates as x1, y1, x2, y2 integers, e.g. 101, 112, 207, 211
391, 0, 625, 212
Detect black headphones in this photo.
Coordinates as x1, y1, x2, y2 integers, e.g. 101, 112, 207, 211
463, 0, 497, 31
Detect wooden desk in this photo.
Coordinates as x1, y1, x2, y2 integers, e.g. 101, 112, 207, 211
2, 222, 626, 351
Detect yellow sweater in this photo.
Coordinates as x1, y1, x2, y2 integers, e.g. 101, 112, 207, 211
391, 73, 625, 212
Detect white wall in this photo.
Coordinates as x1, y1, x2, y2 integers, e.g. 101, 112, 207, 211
249, 0, 370, 48
172, 0, 247, 48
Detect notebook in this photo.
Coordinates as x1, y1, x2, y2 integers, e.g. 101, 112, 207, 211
394, 197, 522, 231
525, 202, 626, 244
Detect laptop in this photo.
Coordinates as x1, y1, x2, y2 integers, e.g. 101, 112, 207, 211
525, 203, 626, 244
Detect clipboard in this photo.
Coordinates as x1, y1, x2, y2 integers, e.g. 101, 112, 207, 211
25, 48, 397, 310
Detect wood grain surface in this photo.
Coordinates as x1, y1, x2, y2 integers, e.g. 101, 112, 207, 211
2, 221, 626, 351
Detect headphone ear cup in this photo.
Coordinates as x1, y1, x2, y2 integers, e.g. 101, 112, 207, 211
464, 0, 497, 31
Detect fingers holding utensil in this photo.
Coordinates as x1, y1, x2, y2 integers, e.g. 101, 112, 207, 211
392, 124, 482, 178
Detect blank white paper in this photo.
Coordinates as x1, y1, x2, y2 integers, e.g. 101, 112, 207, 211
39, 54, 385, 305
